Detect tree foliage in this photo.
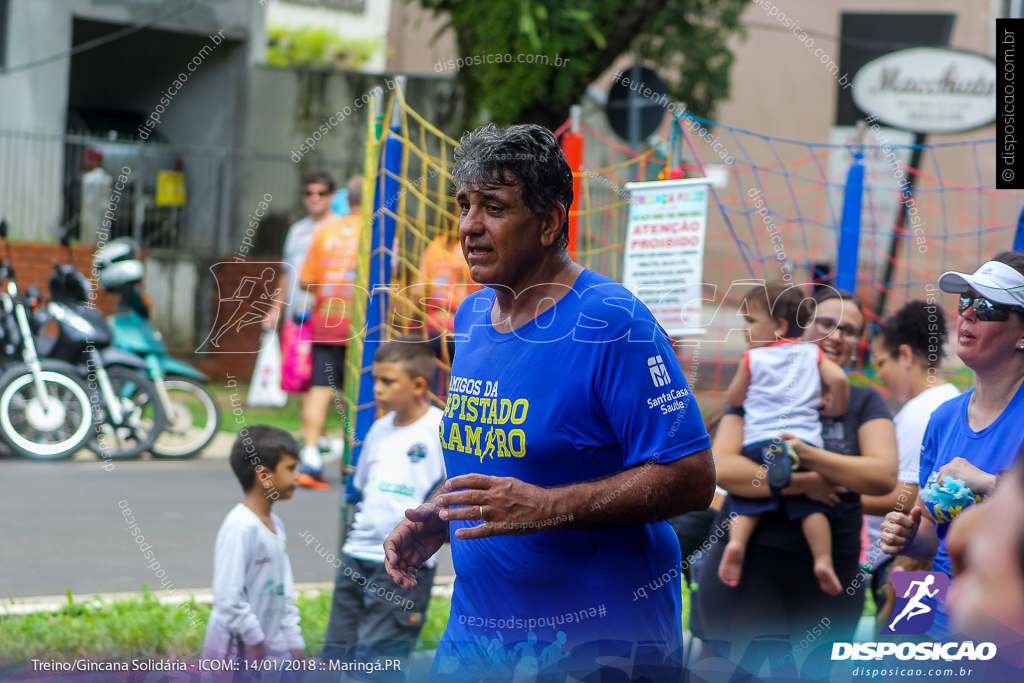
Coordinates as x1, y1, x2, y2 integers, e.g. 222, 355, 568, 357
411, 0, 749, 131
267, 26, 380, 69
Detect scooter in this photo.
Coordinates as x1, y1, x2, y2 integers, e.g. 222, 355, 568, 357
34, 230, 166, 459
0, 219, 93, 460
93, 238, 221, 458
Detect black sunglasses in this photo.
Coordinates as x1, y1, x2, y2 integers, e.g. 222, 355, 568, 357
304, 190, 331, 197
958, 293, 1024, 322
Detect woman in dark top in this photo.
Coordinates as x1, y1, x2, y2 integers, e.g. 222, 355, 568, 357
697, 288, 898, 672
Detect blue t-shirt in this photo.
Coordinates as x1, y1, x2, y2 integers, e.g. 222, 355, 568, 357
434, 268, 711, 680
919, 382, 1024, 640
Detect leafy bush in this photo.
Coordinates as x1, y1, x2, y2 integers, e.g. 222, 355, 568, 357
267, 26, 380, 68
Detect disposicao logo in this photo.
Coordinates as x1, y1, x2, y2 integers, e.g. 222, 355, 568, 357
882, 571, 947, 634
831, 641, 996, 662
832, 571, 996, 664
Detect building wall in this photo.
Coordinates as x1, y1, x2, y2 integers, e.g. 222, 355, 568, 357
1, 0, 258, 132
235, 65, 460, 260
705, 0, 1002, 311
0, 0, 260, 244
4, 243, 118, 314
717, 0, 993, 147
0, 1, 74, 241
385, 1, 457, 75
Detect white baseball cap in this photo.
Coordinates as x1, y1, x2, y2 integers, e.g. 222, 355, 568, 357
938, 260, 1024, 308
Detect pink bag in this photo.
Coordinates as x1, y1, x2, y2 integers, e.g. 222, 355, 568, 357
280, 320, 312, 393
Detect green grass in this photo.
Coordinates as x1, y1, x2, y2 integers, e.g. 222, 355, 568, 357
3, 580, 880, 666
862, 584, 877, 618
0, 588, 451, 666
0, 590, 210, 664
211, 385, 305, 435
849, 366, 975, 393
681, 581, 691, 630
419, 590, 452, 650
0, 585, 684, 664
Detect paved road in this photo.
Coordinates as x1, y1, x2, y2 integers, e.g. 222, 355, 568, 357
0, 454, 453, 600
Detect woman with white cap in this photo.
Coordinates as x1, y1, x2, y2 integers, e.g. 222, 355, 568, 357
882, 251, 1024, 641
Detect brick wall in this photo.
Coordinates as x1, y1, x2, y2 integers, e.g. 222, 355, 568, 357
193, 259, 284, 384
9, 243, 119, 314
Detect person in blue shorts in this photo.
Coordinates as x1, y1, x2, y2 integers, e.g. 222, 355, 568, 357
382, 123, 716, 681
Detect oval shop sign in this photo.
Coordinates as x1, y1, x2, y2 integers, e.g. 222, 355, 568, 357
852, 47, 996, 134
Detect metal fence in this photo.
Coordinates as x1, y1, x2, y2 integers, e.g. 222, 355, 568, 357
0, 128, 359, 256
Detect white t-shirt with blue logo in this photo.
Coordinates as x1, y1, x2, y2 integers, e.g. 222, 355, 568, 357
343, 406, 446, 565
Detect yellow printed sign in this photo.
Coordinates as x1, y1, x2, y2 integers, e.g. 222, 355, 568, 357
156, 171, 186, 207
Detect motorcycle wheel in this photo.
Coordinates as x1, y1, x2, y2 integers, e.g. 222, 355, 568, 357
88, 366, 167, 460
150, 376, 221, 458
0, 361, 93, 461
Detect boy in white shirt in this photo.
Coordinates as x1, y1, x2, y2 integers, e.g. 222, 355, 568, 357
322, 337, 446, 676
202, 426, 305, 663
719, 282, 850, 596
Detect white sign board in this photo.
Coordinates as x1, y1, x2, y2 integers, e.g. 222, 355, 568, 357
852, 47, 996, 134
623, 178, 709, 336
827, 124, 915, 244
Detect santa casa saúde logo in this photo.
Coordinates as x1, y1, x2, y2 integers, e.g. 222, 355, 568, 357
832, 571, 996, 663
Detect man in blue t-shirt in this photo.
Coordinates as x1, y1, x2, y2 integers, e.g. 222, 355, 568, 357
383, 123, 716, 681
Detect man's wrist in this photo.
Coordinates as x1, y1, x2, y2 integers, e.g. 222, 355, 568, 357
545, 487, 571, 527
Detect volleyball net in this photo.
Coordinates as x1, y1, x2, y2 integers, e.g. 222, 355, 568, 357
343, 87, 1021, 463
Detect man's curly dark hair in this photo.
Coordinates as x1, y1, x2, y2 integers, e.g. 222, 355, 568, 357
452, 123, 573, 250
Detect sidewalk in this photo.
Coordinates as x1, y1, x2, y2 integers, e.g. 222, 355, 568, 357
0, 579, 455, 617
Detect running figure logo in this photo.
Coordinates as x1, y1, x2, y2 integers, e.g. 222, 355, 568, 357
647, 355, 670, 387
200, 264, 284, 352
882, 571, 949, 634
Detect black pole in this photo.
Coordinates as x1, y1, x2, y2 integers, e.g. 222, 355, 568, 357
874, 132, 927, 324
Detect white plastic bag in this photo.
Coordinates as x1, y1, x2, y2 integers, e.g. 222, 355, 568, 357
247, 330, 288, 407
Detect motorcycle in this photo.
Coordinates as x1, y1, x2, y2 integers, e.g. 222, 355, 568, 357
34, 230, 167, 459
0, 219, 93, 460
93, 238, 221, 458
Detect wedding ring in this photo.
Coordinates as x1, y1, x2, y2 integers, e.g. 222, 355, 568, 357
479, 506, 485, 521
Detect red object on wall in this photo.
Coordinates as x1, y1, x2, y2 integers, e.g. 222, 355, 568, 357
561, 130, 584, 257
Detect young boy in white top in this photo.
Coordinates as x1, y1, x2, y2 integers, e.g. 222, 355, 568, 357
322, 337, 446, 676
202, 426, 305, 662
719, 282, 850, 595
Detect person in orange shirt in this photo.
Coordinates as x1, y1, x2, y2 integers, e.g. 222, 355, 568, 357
295, 175, 362, 489
416, 228, 479, 337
